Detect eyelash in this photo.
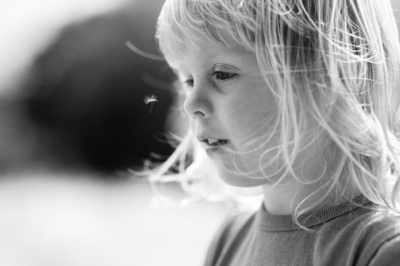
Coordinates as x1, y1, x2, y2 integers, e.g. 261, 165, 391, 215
183, 71, 237, 88
213, 71, 237, 81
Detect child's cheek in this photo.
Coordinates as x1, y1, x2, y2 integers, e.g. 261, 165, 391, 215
232, 95, 277, 123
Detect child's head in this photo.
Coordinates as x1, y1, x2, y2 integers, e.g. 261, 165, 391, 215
154, 0, 400, 211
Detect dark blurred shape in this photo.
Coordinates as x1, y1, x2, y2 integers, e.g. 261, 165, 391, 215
21, 1, 175, 173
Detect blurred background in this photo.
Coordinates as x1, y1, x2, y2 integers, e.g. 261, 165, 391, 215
1, 1, 400, 265
0, 0, 227, 265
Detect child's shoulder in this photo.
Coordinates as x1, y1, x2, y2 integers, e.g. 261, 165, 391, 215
220, 210, 258, 240
320, 206, 400, 265
212, 210, 258, 248
204, 210, 257, 266
337, 205, 400, 240
355, 207, 400, 265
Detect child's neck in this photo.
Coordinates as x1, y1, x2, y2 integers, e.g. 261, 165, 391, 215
260, 135, 362, 215
261, 178, 360, 216
261, 182, 301, 215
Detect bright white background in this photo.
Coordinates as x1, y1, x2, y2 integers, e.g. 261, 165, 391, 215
0, 173, 228, 266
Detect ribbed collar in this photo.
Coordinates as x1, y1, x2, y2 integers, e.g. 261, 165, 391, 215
257, 194, 372, 232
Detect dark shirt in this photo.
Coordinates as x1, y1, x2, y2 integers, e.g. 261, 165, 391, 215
205, 195, 400, 265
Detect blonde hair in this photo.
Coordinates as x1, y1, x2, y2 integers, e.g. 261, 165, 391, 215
151, 0, 400, 217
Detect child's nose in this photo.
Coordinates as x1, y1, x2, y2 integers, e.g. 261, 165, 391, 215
183, 83, 212, 119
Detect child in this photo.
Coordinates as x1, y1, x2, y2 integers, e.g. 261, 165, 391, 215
151, 0, 400, 265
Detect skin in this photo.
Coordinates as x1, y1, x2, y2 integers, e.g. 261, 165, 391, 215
176, 40, 278, 185
172, 38, 355, 215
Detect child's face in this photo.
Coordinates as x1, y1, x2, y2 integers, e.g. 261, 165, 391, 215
173, 38, 279, 187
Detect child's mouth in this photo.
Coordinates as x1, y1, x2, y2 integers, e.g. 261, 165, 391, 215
199, 137, 229, 147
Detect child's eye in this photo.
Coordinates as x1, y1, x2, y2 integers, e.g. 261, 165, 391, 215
178, 78, 193, 93
213, 71, 237, 81
184, 78, 194, 88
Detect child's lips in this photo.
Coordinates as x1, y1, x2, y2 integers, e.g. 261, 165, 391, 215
197, 137, 229, 149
